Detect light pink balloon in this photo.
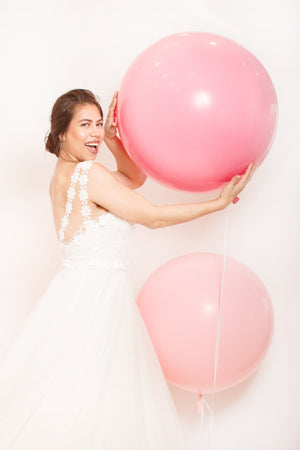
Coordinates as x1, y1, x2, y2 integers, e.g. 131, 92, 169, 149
118, 32, 278, 192
137, 253, 274, 394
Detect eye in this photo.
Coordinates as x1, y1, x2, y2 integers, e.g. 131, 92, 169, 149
97, 122, 104, 127
81, 123, 89, 127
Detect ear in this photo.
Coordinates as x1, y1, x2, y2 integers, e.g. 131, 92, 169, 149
59, 132, 65, 142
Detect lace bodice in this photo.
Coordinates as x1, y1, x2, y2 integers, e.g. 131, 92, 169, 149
58, 160, 135, 270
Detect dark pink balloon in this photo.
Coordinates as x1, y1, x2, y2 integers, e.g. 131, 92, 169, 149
118, 32, 278, 192
137, 253, 274, 395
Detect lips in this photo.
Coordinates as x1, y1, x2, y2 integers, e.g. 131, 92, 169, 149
85, 142, 99, 153
85, 144, 98, 154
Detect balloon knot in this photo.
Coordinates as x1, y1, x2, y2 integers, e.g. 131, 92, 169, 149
196, 393, 203, 414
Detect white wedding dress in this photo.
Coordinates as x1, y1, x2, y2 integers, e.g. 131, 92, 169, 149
0, 160, 188, 450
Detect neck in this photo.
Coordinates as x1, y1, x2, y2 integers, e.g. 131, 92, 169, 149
58, 150, 79, 163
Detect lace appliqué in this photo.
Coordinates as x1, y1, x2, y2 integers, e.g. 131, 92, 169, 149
58, 160, 93, 242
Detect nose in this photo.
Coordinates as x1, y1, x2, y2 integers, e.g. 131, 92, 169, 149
90, 126, 100, 137
90, 124, 102, 136
91, 125, 100, 135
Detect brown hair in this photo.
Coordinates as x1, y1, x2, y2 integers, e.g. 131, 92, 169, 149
44, 89, 103, 157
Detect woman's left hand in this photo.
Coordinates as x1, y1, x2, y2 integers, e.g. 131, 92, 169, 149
104, 91, 118, 139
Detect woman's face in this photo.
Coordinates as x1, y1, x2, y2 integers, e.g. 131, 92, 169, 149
59, 103, 105, 161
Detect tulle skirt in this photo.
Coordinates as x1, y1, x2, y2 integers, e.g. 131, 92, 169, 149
0, 266, 187, 449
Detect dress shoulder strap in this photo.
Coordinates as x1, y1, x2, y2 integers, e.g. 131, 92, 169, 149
58, 160, 94, 242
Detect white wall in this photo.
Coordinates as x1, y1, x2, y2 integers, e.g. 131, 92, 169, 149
0, 0, 299, 448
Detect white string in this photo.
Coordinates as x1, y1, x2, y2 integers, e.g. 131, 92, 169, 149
199, 397, 213, 450
200, 398, 204, 448
197, 208, 230, 450
209, 208, 230, 448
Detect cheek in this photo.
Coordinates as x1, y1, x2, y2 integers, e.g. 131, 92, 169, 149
74, 128, 87, 141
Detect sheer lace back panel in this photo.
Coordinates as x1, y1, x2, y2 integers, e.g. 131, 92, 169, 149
58, 160, 135, 270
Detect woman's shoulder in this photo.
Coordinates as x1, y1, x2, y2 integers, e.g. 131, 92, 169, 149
49, 162, 75, 198
75, 159, 108, 175
50, 160, 109, 196
88, 160, 113, 180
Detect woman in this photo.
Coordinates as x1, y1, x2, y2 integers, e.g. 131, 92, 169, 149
0, 89, 255, 449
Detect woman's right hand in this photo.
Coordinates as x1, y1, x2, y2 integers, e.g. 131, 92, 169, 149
218, 163, 256, 209
104, 91, 118, 140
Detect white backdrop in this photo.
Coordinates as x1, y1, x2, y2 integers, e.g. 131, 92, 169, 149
0, 0, 299, 448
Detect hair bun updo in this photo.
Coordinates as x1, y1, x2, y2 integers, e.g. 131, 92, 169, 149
44, 130, 61, 157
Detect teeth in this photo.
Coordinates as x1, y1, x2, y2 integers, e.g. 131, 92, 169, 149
86, 143, 97, 147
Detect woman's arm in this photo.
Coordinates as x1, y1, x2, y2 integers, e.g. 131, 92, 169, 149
88, 162, 255, 229
105, 135, 147, 186
104, 92, 147, 187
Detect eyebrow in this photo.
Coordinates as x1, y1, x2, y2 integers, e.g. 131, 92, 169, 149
78, 118, 103, 123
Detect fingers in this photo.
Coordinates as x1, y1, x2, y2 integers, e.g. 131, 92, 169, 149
107, 91, 119, 128
230, 174, 242, 186
234, 163, 255, 195
108, 91, 118, 113
222, 163, 255, 206
245, 162, 255, 179
238, 163, 255, 185
228, 163, 255, 187
109, 91, 118, 105
227, 163, 255, 201
242, 163, 256, 188
113, 91, 118, 126
247, 163, 256, 182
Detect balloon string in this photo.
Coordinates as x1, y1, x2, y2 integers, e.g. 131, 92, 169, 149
196, 394, 214, 450
200, 396, 204, 448
208, 208, 230, 449
196, 394, 213, 417
195, 209, 230, 449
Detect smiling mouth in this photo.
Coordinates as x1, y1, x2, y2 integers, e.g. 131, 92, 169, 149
85, 144, 98, 153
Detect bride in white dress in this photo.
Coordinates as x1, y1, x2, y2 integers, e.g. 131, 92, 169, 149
0, 89, 255, 449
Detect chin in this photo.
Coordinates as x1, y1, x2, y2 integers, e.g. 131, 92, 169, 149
83, 151, 98, 160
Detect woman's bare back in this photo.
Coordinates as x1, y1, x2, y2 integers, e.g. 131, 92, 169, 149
49, 160, 109, 243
